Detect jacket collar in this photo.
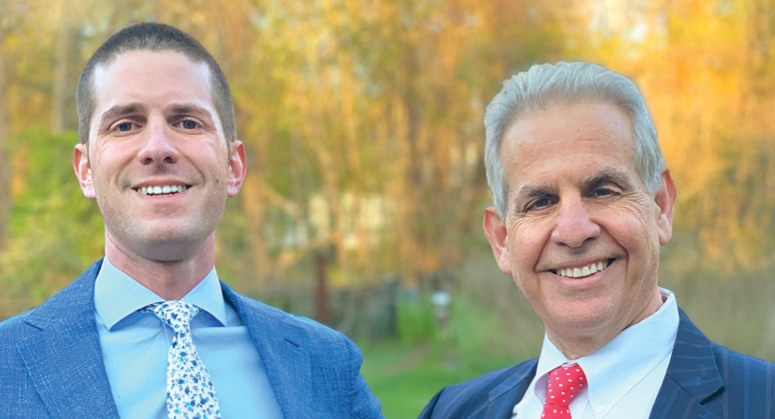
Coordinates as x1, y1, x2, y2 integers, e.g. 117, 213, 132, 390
220, 281, 314, 418
458, 360, 538, 419
648, 308, 723, 419
17, 259, 121, 419
487, 360, 538, 418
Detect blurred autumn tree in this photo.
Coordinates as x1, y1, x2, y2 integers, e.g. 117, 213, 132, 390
0, 0, 571, 306
0, 0, 773, 316
566, 0, 775, 277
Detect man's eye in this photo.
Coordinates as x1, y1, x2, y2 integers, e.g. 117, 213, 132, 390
181, 119, 199, 129
116, 122, 133, 132
526, 197, 552, 211
594, 188, 613, 197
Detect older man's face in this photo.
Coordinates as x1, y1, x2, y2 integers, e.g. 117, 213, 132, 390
484, 102, 674, 345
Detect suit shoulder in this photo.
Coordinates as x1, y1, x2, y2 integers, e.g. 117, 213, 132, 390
420, 360, 536, 418
710, 341, 775, 376
444, 360, 533, 397
230, 291, 354, 348
431, 359, 537, 412
0, 308, 42, 377
701, 342, 775, 414
0, 309, 37, 344
0, 260, 101, 344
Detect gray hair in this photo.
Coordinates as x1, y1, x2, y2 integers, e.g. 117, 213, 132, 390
483, 61, 664, 217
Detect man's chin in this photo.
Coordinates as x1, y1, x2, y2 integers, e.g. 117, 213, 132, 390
116, 229, 207, 262
137, 236, 205, 262
545, 303, 620, 337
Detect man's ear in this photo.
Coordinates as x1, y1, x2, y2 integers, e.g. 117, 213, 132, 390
483, 206, 512, 276
74, 144, 96, 199
654, 169, 676, 246
226, 140, 248, 197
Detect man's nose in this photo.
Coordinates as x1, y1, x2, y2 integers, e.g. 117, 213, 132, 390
138, 119, 180, 165
550, 196, 601, 248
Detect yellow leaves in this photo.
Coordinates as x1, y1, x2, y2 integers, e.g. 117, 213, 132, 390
570, 0, 775, 276
3, 0, 772, 290
9, 144, 26, 201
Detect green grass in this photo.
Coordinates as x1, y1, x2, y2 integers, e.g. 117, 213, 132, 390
360, 341, 518, 419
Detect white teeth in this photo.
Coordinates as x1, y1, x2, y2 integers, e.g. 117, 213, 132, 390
139, 184, 188, 195
556, 260, 610, 278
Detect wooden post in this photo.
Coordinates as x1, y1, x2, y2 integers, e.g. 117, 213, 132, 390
314, 252, 329, 325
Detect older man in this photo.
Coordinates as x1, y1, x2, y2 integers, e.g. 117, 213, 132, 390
0, 23, 382, 419
419, 62, 774, 418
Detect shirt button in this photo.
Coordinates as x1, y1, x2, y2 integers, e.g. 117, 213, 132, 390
595, 405, 605, 414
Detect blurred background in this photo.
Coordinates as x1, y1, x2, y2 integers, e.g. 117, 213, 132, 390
1, 0, 774, 417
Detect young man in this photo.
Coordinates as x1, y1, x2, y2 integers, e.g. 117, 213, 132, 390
0, 23, 382, 419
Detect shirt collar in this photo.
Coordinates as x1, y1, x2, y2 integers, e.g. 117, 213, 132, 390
532, 288, 679, 412
94, 258, 228, 330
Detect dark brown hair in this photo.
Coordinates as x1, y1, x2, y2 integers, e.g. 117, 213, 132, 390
76, 22, 236, 145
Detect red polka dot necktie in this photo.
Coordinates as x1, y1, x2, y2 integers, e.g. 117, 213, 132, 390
541, 363, 586, 419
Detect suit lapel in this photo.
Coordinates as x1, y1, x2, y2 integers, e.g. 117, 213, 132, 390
16, 260, 120, 419
467, 360, 537, 419
649, 309, 723, 419
458, 309, 723, 419
222, 284, 313, 418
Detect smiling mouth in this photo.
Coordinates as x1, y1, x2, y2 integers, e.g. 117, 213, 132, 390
133, 184, 191, 197
550, 258, 616, 279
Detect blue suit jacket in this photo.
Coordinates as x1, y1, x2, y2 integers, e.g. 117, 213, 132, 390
0, 260, 383, 418
419, 309, 775, 419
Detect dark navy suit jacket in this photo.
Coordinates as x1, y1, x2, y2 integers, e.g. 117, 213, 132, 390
419, 309, 774, 419
0, 260, 383, 418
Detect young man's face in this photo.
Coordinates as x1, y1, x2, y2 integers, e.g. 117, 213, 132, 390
74, 50, 246, 262
484, 102, 674, 346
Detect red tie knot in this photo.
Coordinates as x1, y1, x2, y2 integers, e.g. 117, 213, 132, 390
541, 363, 586, 418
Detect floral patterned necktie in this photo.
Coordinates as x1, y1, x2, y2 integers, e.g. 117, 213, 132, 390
142, 301, 222, 419
541, 363, 586, 419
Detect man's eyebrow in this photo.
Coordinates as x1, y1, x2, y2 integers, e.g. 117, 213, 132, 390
166, 103, 214, 120
515, 183, 556, 200
98, 103, 147, 127
584, 168, 634, 190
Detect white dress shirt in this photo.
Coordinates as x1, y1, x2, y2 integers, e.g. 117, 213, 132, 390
512, 289, 679, 419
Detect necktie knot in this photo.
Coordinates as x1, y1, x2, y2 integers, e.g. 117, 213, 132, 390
143, 300, 200, 331
542, 363, 586, 418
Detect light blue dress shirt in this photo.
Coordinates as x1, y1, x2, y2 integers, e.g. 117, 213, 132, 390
94, 259, 283, 419
513, 288, 680, 419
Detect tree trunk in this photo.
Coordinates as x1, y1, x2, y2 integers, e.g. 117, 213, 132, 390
51, 0, 73, 134
314, 252, 329, 325
0, 28, 9, 249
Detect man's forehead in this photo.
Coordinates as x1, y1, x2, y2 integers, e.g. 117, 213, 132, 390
500, 102, 641, 192
505, 103, 633, 147
91, 50, 214, 120
92, 50, 212, 99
